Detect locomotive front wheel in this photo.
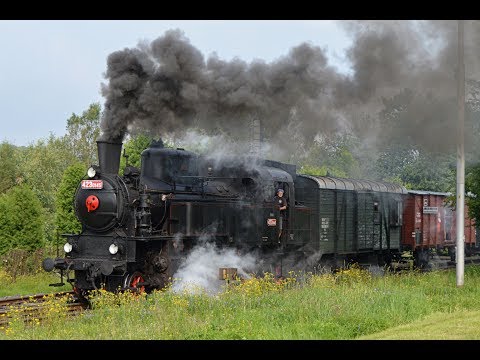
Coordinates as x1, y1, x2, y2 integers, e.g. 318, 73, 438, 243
123, 271, 146, 293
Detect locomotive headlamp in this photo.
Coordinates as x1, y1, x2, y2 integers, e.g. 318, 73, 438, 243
109, 243, 119, 255
87, 167, 96, 178
64, 242, 73, 253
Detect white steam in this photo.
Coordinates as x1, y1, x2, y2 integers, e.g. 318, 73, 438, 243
171, 241, 257, 295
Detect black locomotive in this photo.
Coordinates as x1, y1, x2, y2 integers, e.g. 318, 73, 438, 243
43, 138, 408, 297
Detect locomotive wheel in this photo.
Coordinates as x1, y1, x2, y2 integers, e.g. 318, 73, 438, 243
123, 271, 146, 294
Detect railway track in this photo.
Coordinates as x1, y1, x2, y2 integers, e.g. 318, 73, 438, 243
387, 255, 480, 273
0, 291, 87, 329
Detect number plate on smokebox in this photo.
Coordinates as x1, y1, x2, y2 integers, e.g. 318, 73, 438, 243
81, 180, 103, 189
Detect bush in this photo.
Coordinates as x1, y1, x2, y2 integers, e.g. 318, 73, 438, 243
0, 184, 45, 255
0, 248, 46, 281
55, 163, 85, 236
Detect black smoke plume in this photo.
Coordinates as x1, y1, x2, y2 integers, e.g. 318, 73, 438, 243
100, 22, 480, 156
100, 29, 340, 144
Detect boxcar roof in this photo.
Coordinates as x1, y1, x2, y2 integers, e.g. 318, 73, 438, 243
408, 190, 451, 196
300, 174, 408, 194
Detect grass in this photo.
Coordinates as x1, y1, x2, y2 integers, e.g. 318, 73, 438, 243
0, 269, 70, 297
1, 265, 480, 340
359, 310, 480, 340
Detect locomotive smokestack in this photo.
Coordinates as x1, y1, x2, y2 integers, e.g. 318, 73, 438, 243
97, 138, 123, 174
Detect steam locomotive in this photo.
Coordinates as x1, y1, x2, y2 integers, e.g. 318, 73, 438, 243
42, 138, 474, 298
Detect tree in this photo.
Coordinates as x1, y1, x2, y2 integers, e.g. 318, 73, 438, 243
17, 134, 77, 243
65, 102, 101, 166
466, 78, 480, 160
119, 133, 155, 171
465, 164, 480, 221
55, 163, 85, 236
401, 153, 455, 192
0, 141, 22, 194
374, 145, 419, 183
297, 133, 361, 178
0, 185, 45, 255
372, 88, 461, 191
298, 164, 347, 178
0, 195, 12, 255
19, 134, 77, 212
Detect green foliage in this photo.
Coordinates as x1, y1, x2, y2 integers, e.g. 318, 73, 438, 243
297, 134, 361, 178
55, 163, 85, 236
0, 185, 45, 255
0, 248, 47, 281
380, 175, 409, 188
298, 164, 347, 178
16, 135, 75, 245
119, 133, 155, 171
375, 149, 455, 192
374, 146, 418, 182
465, 164, 480, 221
466, 79, 480, 159
371, 88, 468, 191
0, 197, 10, 255
0, 141, 23, 194
65, 103, 101, 166
18, 134, 77, 212
400, 153, 455, 192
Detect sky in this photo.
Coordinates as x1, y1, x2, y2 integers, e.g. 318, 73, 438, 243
0, 20, 353, 147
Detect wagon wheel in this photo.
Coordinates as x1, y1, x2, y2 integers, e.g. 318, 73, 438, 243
123, 271, 146, 294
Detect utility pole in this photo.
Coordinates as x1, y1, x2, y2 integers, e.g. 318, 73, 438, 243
456, 19, 465, 287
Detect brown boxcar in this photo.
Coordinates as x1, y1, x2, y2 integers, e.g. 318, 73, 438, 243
402, 190, 477, 266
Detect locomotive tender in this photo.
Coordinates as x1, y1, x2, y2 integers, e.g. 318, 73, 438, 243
43, 138, 469, 297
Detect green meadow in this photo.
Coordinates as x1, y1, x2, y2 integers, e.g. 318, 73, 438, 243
1, 265, 480, 340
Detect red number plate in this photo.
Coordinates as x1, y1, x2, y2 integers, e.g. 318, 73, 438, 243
81, 180, 103, 189
267, 218, 277, 226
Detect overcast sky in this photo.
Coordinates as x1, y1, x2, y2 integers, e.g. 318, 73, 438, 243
0, 20, 353, 146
